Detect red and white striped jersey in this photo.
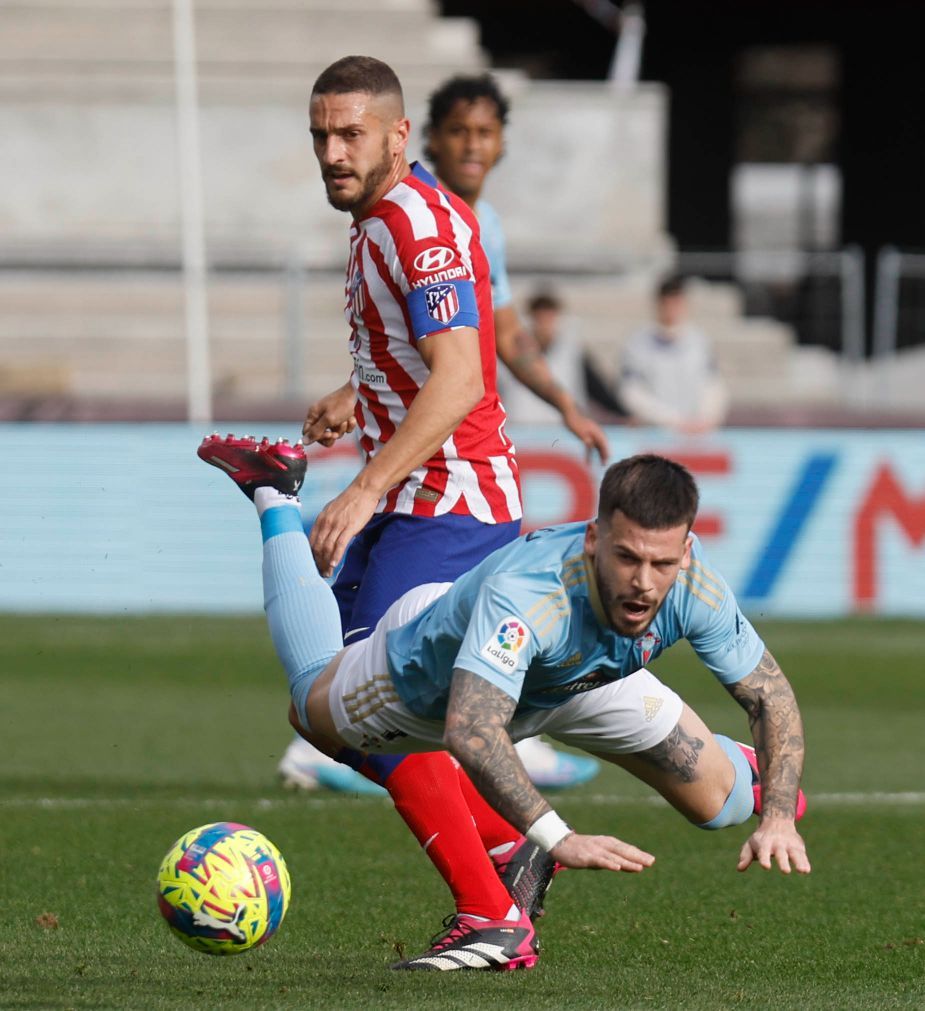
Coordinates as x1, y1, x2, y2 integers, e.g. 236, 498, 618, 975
343, 162, 522, 523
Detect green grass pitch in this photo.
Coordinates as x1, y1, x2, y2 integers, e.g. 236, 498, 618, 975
1, 615, 923, 1009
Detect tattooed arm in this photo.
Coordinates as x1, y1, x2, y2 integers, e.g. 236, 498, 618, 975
444, 668, 656, 872
725, 648, 811, 874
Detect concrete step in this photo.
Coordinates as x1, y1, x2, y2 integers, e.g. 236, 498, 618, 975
0, 6, 478, 66
0, 269, 810, 406
0, 272, 353, 398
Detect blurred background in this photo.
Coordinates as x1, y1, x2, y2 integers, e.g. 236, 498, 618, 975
1, 0, 923, 618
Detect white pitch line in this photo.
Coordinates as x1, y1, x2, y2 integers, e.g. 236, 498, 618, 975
2, 792, 924, 810
558, 792, 925, 808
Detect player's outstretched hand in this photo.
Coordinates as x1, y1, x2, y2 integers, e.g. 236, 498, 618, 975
303, 384, 357, 448
551, 832, 655, 872
738, 817, 811, 875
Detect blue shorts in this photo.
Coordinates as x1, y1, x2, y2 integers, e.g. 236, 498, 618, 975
331, 512, 521, 644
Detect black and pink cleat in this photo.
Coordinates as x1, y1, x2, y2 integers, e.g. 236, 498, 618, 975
390, 908, 539, 972
737, 742, 808, 821
494, 836, 560, 921
197, 433, 307, 500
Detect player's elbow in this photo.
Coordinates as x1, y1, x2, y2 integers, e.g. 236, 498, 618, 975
442, 722, 482, 770
463, 372, 484, 409
442, 722, 466, 758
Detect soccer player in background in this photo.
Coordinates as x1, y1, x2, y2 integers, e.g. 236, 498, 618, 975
199, 443, 810, 971
423, 74, 610, 462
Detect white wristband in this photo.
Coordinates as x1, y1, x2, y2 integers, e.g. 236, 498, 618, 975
526, 811, 572, 853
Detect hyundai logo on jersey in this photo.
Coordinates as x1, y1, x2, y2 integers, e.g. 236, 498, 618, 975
413, 246, 456, 272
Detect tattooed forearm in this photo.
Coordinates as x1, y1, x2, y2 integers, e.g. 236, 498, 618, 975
635, 723, 705, 782
726, 648, 805, 819
444, 668, 549, 832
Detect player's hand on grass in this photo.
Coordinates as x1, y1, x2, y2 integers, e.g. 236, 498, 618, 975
738, 817, 811, 875
309, 482, 381, 577
303, 384, 357, 448
551, 832, 655, 872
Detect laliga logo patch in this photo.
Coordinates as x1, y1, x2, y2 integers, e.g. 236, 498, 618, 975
425, 283, 460, 324
635, 632, 661, 663
480, 617, 530, 673
413, 246, 456, 273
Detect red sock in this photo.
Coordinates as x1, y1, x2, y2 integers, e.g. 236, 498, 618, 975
385, 752, 515, 920
455, 763, 522, 855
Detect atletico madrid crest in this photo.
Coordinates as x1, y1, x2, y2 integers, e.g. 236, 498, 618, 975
424, 283, 460, 324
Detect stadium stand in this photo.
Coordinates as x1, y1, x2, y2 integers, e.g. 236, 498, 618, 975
0, 0, 871, 418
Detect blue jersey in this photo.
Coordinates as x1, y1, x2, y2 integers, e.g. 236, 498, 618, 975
385, 523, 765, 719
477, 199, 513, 310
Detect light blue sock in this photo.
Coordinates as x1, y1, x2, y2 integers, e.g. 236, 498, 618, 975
260, 504, 343, 733
698, 734, 755, 830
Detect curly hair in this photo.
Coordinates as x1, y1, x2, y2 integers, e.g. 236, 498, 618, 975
427, 73, 508, 125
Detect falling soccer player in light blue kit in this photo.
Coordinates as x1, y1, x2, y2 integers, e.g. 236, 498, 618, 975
198, 439, 810, 972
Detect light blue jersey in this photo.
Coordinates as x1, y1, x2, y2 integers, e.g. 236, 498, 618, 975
477, 199, 513, 310
386, 523, 765, 719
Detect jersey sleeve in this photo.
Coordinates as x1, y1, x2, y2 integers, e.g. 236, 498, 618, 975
452, 572, 567, 700
678, 559, 765, 684
477, 201, 513, 310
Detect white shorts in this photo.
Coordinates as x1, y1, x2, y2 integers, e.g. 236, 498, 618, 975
328, 582, 684, 757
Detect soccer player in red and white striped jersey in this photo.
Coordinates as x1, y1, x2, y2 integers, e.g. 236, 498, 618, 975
339, 160, 521, 524
281, 56, 537, 935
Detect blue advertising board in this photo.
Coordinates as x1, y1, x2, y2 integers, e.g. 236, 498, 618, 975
2, 423, 923, 615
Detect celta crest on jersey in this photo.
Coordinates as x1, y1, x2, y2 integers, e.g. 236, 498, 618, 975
480, 616, 530, 673
636, 631, 661, 663
425, 283, 461, 324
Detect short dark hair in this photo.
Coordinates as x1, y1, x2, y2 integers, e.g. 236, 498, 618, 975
425, 74, 510, 133
527, 291, 562, 314
657, 273, 687, 300
312, 55, 404, 108
598, 454, 699, 530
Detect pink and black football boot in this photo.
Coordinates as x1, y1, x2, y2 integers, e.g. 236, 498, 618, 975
736, 742, 808, 821
197, 433, 307, 500
390, 908, 539, 972
494, 835, 561, 920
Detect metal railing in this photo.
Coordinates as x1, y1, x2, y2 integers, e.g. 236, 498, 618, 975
872, 246, 925, 358
675, 247, 866, 362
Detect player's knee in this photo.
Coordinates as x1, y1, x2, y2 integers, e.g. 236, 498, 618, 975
696, 737, 754, 830
287, 701, 303, 734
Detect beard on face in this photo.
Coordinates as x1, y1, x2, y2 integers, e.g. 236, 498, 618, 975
324, 136, 392, 212
596, 569, 657, 637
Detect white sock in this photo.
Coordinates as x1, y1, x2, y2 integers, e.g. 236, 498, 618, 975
463, 903, 520, 923
254, 485, 301, 518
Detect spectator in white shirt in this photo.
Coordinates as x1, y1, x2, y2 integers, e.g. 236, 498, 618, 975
618, 275, 729, 434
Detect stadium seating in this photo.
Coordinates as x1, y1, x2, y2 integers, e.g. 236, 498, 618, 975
0, 1, 865, 415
